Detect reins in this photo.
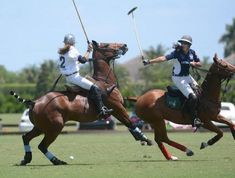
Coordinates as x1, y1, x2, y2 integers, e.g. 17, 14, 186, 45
192, 65, 234, 101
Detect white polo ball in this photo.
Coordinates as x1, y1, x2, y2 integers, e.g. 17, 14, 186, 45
69, 156, 74, 160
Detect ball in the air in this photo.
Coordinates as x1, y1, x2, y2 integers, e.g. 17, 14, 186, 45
69, 156, 74, 160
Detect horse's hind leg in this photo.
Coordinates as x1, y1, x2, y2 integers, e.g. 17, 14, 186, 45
20, 127, 42, 165
152, 120, 176, 160
152, 119, 193, 160
166, 140, 194, 156
38, 127, 66, 165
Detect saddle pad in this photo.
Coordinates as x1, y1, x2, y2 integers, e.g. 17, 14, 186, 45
165, 92, 184, 110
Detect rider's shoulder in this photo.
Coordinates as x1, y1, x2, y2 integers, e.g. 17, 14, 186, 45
189, 49, 197, 54
68, 46, 80, 56
69, 46, 78, 52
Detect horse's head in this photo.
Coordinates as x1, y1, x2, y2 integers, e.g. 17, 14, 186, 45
210, 53, 235, 79
92, 40, 128, 63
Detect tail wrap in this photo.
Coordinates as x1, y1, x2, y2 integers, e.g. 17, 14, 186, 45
10, 91, 35, 109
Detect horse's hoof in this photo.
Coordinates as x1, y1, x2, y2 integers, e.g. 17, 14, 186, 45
140, 139, 153, 146
59, 160, 68, 165
169, 156, 178, 161
200, 142, 208, 149
140, 141, 147, 146
146, 139, 153, 146
19, 160, 28, 166
186, 149, 194, 156
51, 157, 67, 165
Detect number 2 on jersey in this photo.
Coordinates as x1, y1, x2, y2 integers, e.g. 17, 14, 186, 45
59, 56, 65, 68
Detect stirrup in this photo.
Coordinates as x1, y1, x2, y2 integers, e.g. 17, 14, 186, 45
98, 106, 113, 118
193, 118, 202, 128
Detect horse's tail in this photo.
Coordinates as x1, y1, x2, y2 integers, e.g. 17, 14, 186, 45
124, 96, 138, 102
9, 91, 35, 109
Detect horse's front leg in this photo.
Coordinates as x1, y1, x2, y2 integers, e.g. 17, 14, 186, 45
110, 103, 152, 145
200, 120, 223, 149
212, 114, 235, 140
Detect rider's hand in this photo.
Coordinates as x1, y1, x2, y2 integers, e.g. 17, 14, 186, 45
143, 59, 150, 66
190, 62, 195, 67
190, 61, 202, 68
87, 43, 93, 52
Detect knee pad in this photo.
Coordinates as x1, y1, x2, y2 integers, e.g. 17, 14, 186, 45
89, 84, 101, 99
188, 93, 197, 101
188, 93, 198, 107
90, 84, 101, 93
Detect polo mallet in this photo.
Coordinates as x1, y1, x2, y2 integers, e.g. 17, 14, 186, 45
72, 0, 90, 44
127, 7, 145, 60
72, 0, 92, 73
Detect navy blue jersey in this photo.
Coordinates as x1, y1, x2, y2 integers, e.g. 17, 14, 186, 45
165, 49, 200, 76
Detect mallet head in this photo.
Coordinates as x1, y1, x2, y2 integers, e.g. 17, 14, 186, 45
127, 6, 138, 15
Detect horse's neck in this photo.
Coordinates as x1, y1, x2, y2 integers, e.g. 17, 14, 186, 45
201, 73, 221, 102
92, 60, 116, 84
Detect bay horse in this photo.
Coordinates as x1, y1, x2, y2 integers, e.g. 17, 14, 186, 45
127, 54, 235, 160
10, 40, 152, 166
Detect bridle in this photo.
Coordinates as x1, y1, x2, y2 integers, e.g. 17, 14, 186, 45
94, 44, 125, 61
92, 45, 126, 86
192, 63, 234, 100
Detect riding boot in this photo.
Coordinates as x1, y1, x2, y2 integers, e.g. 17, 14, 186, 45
188, 93, 202, 128
89, 85, 113, 118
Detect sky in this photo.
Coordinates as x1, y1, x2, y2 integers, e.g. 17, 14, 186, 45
0, 0, 234, 71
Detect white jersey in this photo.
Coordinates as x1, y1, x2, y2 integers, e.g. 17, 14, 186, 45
58, 46, 82, 75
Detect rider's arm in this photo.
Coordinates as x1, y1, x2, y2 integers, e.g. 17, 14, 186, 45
149, 56, 167, 64
78, 44, 93, 63
190, 50, 202, 67
149, 50, 176, 64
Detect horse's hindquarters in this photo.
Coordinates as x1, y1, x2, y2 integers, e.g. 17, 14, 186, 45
136, 90, 165, 121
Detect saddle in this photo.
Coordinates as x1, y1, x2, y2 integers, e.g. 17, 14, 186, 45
165, 85, 201, 110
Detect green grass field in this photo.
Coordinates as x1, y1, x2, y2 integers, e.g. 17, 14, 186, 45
0, 131, 234, 178
0, 113, 21, 125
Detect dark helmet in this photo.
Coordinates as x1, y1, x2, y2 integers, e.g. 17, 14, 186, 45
178, 35, 192, 45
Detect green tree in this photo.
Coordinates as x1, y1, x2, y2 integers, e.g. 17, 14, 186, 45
19, 65, 40, 83
0, 65, 18, 83
35, 60, 60, 96
219, 18, 235, 57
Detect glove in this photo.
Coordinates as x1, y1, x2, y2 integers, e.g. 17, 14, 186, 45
143, 59, 150, 66
87, 43, 93, 52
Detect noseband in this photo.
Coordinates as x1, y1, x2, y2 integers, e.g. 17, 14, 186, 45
95, 47, 124, 60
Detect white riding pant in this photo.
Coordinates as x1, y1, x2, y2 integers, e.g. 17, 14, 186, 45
65, 73, 94, 90
171, 75, 198, 98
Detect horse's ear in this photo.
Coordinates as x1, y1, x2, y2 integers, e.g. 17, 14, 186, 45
92, 40, 99, 48
213, 53, 219, 64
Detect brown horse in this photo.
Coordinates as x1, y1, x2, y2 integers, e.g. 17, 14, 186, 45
127, 54, 235, 160
11, 40, 152, 166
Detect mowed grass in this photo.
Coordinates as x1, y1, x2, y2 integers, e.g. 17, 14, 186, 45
0, 113, 21, 125
0, 131, 234, 178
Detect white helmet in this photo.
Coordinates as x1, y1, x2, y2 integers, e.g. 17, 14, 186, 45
63, 34, 75, 45
178, 35, 192, 45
